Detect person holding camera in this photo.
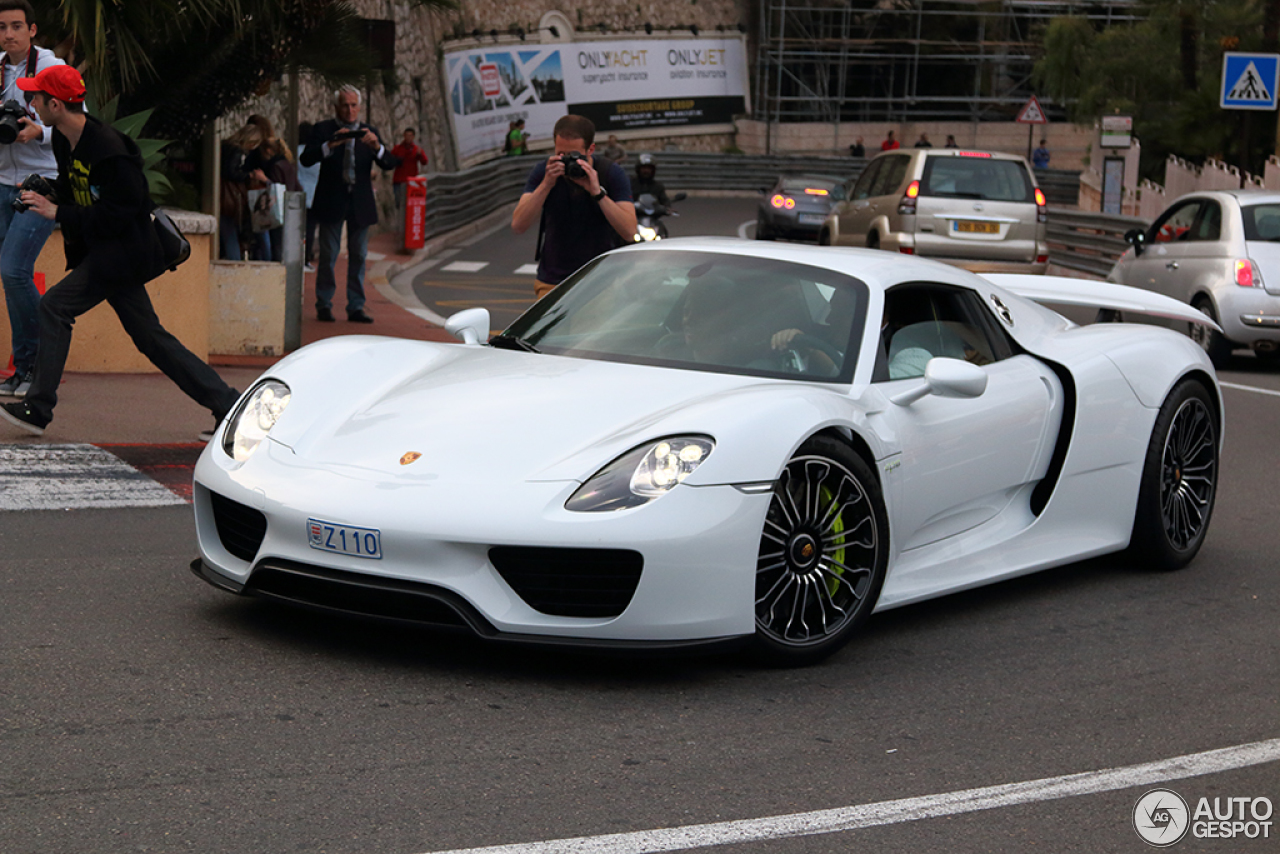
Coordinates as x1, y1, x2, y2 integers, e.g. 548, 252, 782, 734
0, 65, 240, 438
299, 85, 398, 323
511, 115, 635, 300
0, 0, 62, 398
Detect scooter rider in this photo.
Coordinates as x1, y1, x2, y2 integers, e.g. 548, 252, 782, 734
629, 153, 670, 210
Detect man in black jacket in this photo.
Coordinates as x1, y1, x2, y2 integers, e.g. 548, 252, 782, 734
299, 85, 398, 323
0, 65, 239, 438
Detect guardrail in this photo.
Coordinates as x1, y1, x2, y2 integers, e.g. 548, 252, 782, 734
419, 153, 1084, 241
1044, 208, 1149, 278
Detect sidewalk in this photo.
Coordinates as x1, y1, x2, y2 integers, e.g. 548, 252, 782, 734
2, 227, 464, 446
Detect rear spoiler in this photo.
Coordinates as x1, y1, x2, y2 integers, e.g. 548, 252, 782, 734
980, 274, 1223, 333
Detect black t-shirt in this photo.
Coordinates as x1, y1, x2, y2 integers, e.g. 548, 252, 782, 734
523, 156, 632, 285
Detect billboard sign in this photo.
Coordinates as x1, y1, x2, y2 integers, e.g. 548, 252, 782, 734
444, 37, 749, 162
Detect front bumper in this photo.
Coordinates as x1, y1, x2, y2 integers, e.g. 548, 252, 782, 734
192, 442, 772, 645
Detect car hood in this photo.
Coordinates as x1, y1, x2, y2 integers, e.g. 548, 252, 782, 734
261, 338, 844, 485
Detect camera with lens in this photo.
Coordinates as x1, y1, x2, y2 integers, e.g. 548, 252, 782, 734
0, 99, 28, 145
11, 173, 55, 213
560, 151, 589, 179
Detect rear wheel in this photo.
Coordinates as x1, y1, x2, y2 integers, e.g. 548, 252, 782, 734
755, 217, 772, 241
752, 437, 888, 665
1190, 298, 1232, 368
818, 229, 832, 246
1129, 379, 1218, 570
866, 231, 880, 250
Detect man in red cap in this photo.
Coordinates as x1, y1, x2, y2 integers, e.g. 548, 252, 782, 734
0, 64, 240, 438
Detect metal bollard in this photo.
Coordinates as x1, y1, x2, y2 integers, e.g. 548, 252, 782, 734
282, 190, 305, 350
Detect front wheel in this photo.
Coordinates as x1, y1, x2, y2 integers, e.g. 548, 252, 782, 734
752, 437, 888, 665
1129, 379, 1218, 570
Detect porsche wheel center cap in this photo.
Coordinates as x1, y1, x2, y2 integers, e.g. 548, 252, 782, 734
789, 533, 820, 571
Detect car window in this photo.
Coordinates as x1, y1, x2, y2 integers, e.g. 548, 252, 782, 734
850, 160, 882, 200
1192, 201, 1222, 241
1151, 201, 1202, 243
875, 283, 1010, 381
919, 156, 1034, 202
503, 250, 870, 383
1241, 203, 1280, 240
870, 155, 910, 197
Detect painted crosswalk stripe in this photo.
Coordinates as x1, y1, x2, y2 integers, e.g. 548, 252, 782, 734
440, 261, 490, 273
0, 444, 188, 511
514, 263, 539, 275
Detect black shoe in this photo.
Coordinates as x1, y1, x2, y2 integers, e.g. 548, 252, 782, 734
0, 368, 33, 398
347, 309, 374, 324
198, 418, 222, 443
317, 307, 335, 322
0, 400, 48, 436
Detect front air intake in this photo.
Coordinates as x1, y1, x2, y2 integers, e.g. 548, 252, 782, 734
488, 547, 643, 618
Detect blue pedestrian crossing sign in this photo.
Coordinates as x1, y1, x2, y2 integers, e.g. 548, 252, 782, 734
1221, 53, 1279, 110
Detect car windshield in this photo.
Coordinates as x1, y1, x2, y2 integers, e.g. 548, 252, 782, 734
1242, 203, 1280, 241
499, 249, 869, 382
920, 157, 1034, 202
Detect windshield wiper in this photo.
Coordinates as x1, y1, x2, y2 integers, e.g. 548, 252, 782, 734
489, 333, 539, 353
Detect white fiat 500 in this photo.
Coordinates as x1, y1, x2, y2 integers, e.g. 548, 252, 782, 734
1109, 190, 1280, 367
192, 240, 1222, 664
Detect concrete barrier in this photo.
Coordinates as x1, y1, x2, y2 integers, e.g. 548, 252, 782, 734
0, 210, 291, 373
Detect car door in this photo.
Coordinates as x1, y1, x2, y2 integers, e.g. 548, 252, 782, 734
873, 282, 1063, 555
1114, 199, 1204, 298
834, 158, 883, 244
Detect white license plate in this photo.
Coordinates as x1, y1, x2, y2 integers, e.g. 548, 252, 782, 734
307, 518, 382, 559
798, 214, 827, 225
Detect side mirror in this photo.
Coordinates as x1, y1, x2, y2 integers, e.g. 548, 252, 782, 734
890, 358, 989, 406
1124, 228, 1146, 257
672, 191, 688, 203
445, 307, 491, 346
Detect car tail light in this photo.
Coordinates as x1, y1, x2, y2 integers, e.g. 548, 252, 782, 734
1036, 254, 1049, 263
803, 187, 829, 196
957, 151, 992, 158
771, 194, 795, 209
1034, 188, 1048, 223
898, 180, 920, 215
1236, 259, 1260, 287
899, 246, 915, 254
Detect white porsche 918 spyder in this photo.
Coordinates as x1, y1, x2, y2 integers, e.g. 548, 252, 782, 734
191, 239, 1223, 664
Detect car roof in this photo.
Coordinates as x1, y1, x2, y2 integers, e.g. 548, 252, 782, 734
1169, 189, 1280, 206
609, 237, 988, 295
869, 147, 1031, 164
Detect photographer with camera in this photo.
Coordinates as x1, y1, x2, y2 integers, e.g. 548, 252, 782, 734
0, 0, 61, 398
512, 115, 635, 300
0, 65, 240, 439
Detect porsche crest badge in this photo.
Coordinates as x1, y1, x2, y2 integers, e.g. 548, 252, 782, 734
399, 452, 422, 465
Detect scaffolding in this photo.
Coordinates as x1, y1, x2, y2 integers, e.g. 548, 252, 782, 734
753, 0, 1143, 132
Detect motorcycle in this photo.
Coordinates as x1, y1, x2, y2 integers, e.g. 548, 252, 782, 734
633, 191, 687, 242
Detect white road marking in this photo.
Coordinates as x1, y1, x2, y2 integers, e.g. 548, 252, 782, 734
514, 263, 539, 275
440, 261, 490, 273
1220, 380, 1280, 398
0, 444, 186, 511
421, 738, 1280, 854
736, 219, 756, 240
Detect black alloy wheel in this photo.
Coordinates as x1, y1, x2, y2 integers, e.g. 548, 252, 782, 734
753, 436, 888, 664
1130, 379, 1219, 570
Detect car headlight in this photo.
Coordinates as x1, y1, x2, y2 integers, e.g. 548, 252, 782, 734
221, 380, 291, 461
566, 436, 715, 512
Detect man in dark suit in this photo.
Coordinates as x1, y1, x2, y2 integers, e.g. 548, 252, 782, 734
299, 85, 398, 323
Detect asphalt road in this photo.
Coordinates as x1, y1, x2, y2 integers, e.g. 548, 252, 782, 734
3, 199, 1279, 853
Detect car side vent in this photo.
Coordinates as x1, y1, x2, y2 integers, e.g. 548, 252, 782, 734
488, 547, 643, 618
209, 490, 267, 562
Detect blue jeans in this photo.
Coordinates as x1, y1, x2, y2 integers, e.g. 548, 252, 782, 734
219, 215, 241, 260
316, 213, 369, 314
0, 183, 57, 374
